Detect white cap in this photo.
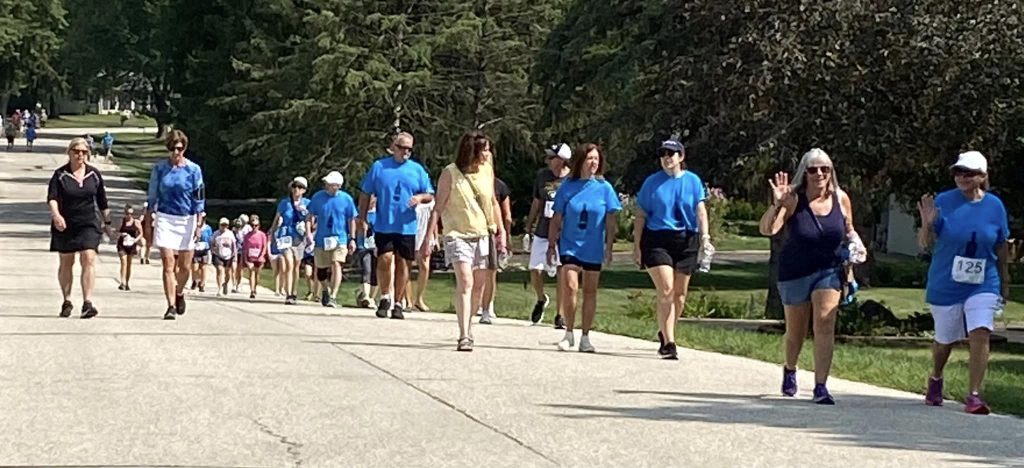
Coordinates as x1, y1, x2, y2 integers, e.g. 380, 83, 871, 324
218, 217, 230, 225
322, 171, 344, 186
545, 143, 572, 161
951, 151, 988, 174
291, 176, 308, 188
239, 214, 250, 224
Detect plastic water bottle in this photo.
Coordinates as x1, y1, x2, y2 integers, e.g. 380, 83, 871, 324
522, 234, 531, 253
698, 240, 715, 273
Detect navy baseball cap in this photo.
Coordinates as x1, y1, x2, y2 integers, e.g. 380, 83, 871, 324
658, 140, 685, 153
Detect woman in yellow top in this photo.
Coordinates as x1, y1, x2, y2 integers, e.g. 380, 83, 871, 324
420, 130, 508, 351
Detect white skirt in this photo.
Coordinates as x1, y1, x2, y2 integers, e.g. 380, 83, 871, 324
154, 212, 197, 251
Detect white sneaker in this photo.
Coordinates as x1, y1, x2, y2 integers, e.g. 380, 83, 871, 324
479, 312, 493, 325
557, 331, 575, 351
578, 335, 595, 353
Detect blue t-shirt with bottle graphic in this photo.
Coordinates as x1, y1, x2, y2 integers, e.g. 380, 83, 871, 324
636, 170, 706, 232
926, 189, 1009, 306
553, 178, 622, 265
308, 189, 357, 248
359, 156, 434, 235
276, 196, 311, 238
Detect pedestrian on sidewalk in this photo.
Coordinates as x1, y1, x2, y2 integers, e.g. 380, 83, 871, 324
242, 215, 268, 300
306, 171, 357, 308
147, 129, 206, 320
633, 140, 712, 360
268, 224, 286, 296
116, 204, 143, 291
479, 176, 512, 324
191, 221, 213, 292
547, 144, 621, 353
358, 132, 435, 319
758, 148, 855, 404
102, 132, 115, 162
917, 151, 1008, 415
420, 130, 507, 352
48, 137, 111, 318
299, 236, 318, 302
3, 119, 16, 151
140, 202, 155, 264
25, 123, 36, 152
409, 198, 437, 312
211, 218, 236, 296
524, 143, 572, 328
354, 197, 379, 309
233, 214, 253, 293
269, 176, 311, 305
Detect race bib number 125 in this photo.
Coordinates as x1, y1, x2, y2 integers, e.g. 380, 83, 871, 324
951, 256, 985, 285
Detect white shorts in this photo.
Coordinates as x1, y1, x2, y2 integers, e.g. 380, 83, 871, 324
154, 213, 197, 252
529, 236, 553, 271
443, 236, 491, 271
929, 293, 1000, 345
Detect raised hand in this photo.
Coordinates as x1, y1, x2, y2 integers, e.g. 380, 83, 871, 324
768, 172, 792, 205
917, 194, 937, 226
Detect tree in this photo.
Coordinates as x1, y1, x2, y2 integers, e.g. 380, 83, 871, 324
0, 0, 66, 113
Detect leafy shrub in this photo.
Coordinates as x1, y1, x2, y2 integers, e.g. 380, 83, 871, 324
688, 292, 766, 319
835, 299, 933, 337
871, 258, 927, 287
617, 194, 637, 242
724, 198, 766, 221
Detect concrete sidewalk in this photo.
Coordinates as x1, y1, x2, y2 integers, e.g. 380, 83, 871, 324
1, 131, 1022, 467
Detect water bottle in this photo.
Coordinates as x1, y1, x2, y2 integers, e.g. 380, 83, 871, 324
522, 234, 531, 253
698, 239, 715, 273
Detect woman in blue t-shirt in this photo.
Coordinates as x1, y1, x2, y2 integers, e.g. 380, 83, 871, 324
546, 143, 622, 354
269, 176, 311, 305
632, 140, 712, 360
917, 151, 1009, 415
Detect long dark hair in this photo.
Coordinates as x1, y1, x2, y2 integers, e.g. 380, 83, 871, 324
455, 130, 491, 173
569, 143, 605, 179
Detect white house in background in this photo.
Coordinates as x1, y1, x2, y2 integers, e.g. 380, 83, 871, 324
880, 193, 922, 256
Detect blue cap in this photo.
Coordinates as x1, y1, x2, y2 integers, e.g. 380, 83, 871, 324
659, 140, 684, 153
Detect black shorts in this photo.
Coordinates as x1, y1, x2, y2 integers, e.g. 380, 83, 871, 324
560, 255, 602, 272
301, 256, 315, 269
375, 232, 416, 261
212, 255, 233, 267
640, 229, 699, 274
193, 251, 210, 264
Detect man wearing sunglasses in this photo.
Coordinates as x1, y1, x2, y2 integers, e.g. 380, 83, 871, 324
358, 132, 435, 320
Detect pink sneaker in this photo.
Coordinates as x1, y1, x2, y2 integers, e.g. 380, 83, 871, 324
964, 393, 990, 415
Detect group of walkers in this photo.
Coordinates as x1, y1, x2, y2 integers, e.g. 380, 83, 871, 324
4, 109, 43, 152
45, 127, 1008, 414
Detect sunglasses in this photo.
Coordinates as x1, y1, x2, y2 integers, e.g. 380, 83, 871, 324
70, 149, 89, 156
952, 168, 983, 177
291, 184, 306, 190
657, 149, 679, 158
395, 144, 413, 151
170, 145, 185, 153
806, 166, 832, 175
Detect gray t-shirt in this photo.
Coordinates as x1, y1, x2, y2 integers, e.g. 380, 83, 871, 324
532, 168, 566, 238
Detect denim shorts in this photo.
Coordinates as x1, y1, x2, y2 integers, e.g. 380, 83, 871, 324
778, 267, 842, 306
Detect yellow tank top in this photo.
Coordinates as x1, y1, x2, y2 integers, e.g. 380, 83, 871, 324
441, 162, 496, 238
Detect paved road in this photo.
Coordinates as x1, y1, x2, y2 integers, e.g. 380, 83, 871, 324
1, 130, 1022, 467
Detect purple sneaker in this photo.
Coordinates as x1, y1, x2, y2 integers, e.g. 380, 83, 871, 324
964, 393, 991, 415
781, 367, 798, 397
925, 377, 943, 406
812, 384, 835, 405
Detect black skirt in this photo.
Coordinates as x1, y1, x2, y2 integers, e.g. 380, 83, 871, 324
50, 223, 103, 253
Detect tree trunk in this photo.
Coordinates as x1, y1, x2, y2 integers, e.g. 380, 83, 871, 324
765, 234, 785, 319
0, 93, 9, 117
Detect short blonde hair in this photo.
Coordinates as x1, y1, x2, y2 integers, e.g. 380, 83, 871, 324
66, 137, 89, 154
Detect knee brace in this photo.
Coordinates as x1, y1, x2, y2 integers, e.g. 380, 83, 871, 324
316, 267, 331, 282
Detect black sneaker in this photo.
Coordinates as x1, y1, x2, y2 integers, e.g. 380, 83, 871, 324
320, 290, 331, 307
662, 342, 679, 360
80, 301, 98, 319
198, 284, 205, 293
530, 294, 549, 324
118, 284, 126, 291
285, 295, 297, 305
391, 304, 405, 320
657, 331, 669, 356
125, 284, 131, 291
163, 307, 176, 320
175, 294, 186, 315
59, 300, 73, 318
376, 297, 392, 318
190, 281, 197, 290
554, 314, 566, 330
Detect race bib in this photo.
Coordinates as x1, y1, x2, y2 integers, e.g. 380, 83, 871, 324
543, 201, 555, 218
365, 235, 376, 250
218, 246, 232, 259
323, 236, 339, 250
247, 247, 262, 260
276, 236, 293, 250
952, 256, 985, 285
122, 235, 136, 247
194, 241, 209, 251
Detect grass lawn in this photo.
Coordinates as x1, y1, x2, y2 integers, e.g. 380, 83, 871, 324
258, 264, 1024, 417
44, 113, 156, 129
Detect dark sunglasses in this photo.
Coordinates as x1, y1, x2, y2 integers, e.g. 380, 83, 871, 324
170, 145, 185, 152
657, 149, 679, 158
952, 168, 983, 178
290, 184, 306, 190
806, 166, 832, 175
70, 149, 89, 155
395, 144, 413, 151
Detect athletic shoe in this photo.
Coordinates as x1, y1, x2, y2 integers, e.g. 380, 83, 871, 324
80, 301, 98, 319
163, 307, 176, 320
662, 342, 678, 360
250, 292, 256, 300
554, 314, 566, 330
198, 284, 205, 293
812, 384, 835, 405
530, 294, 549, 324
782, 367, 798, 397
457, 337, 473, 352
125, 284, 131, 291
356, 289, 370, 308
578, 335, 595, 353
325, 300, 338, 308
479, 313, 493, 325
320, 290, 330, 307
925, 377, 944, 406
190, 281, 197, 290
175, 294, 186, 315
118, 284, 126, 291
223, 284, 229, 296
391, 305, 405, 320
285, 295, 297, 305
964, 393, 991, 415
557, 331, 575, 351
376, 297, 392, 318
59, 300, 73, 318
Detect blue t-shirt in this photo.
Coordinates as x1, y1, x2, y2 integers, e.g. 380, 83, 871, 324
147, 159, 205, 216
636, 170, 706, 232
926, 190, 1009, 306
553, 178, 622, 265
196, 224, 213, 252
269, 225, 290, 255
308, 189, 357, 248
276, 196, 311, 238
359, 156, 434, 235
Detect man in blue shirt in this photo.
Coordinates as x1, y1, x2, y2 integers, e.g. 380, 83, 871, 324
358, 132, 435, 320
306, 171, 357, 308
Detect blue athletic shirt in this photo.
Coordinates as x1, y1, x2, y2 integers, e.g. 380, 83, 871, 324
926, 189, 1009, 306
359, 156, 434, 235
636, 170, 706, 232
196, 224, 213, 252
147, 159, 205, 216
308, 189, 357, 248
270, 225, 290, 255
553, 178, 622, 265
276, 196, 311, 238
